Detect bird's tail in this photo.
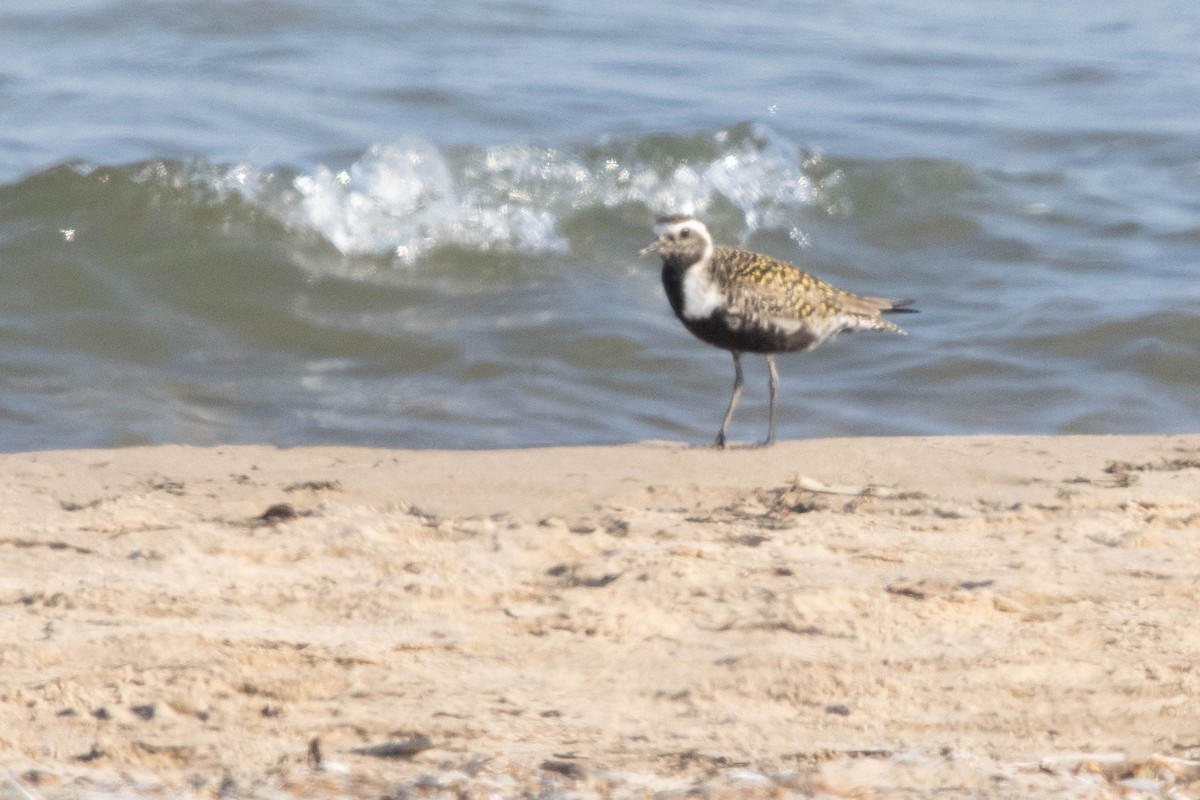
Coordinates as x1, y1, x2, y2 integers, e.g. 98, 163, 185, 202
882, 298, 918, 314
851, 296, 917, 336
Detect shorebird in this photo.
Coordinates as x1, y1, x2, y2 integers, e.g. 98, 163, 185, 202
641, 215, 915, 448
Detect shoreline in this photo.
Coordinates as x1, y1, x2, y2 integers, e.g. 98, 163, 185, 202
3, 435, 1199, 798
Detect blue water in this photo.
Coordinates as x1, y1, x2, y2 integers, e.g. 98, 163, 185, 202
1, 1, 1198, 450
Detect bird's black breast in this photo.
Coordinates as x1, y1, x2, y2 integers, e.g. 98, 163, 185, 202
660, 260, 689, 321
661, 262, 816, 355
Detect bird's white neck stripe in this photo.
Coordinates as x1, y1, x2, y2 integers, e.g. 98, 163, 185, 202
680, 251, 723, 320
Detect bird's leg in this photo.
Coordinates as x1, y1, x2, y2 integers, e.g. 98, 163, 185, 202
763, 354, 779, 447
717, 351, 744, 448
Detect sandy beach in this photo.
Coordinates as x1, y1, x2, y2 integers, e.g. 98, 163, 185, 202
2, 435, 1200, 798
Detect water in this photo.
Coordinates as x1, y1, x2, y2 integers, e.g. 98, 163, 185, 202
1, 1, 1198, 451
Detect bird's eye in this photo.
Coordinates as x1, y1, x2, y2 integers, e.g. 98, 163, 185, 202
679, 228, 691, 239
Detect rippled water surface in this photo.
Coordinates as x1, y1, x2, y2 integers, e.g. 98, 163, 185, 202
1, 1, 1198, 450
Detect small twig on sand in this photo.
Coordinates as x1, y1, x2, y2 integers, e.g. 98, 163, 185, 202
793, 476, 897, 497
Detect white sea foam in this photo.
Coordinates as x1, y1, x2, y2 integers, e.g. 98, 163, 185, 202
200, 125, 822, 263
287, 140, 567, 262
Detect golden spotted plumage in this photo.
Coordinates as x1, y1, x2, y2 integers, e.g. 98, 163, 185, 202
712, 245, 906, 337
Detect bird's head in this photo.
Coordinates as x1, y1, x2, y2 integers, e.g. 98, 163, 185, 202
639, 215, 713, 266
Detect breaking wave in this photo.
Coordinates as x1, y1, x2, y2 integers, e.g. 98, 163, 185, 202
6, 123, 830, 264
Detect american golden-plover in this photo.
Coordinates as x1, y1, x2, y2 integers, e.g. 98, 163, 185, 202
641, 215, 915, 448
